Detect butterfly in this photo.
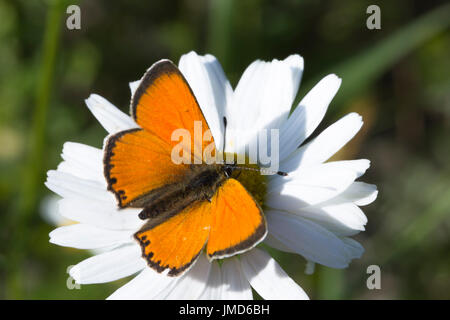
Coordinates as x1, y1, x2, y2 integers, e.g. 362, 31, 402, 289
103, 60, 271, 276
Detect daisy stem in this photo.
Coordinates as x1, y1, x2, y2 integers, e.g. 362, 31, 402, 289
315, 267, 345, 300
7, 0, 65, 298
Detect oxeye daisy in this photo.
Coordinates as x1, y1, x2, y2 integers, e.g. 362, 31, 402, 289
45, 51, 377, 299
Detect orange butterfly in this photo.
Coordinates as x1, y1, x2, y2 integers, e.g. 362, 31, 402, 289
103, 60, 267, 276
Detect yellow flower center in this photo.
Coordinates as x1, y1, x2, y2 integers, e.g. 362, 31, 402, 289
232, 163, 268, 208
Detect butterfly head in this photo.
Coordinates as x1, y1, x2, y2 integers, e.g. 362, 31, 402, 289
223, 163, 236, 178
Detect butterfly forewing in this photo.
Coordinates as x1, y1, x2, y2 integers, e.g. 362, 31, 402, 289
104, 60, 215, 208
131, 59, 214, 163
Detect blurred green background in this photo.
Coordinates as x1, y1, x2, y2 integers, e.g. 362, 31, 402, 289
0, 0, 449, 299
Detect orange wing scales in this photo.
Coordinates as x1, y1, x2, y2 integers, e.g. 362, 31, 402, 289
104, 60, 266, 277
134, 178, 267, 276
132, 60, 214, 162
206, 178, 267, 260
135, 200, 211, 276
104, 60, 216, 208
104, 128, 187, 208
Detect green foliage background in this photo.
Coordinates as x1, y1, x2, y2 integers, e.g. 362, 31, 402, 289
0, 0, 449, 299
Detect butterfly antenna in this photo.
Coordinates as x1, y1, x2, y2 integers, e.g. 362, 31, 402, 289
232, 166, 288, 176
221, 117, 286, 176
222, 116, 229, 164
222, 117, 227, 155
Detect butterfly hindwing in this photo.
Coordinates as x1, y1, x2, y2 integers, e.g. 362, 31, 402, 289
206, 178, 267, 260
134, 178, 267, 276
134, 199, 211, 276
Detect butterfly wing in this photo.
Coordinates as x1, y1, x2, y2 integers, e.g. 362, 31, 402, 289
206, 178, 267, 260
104, 60, 216, 208
104, 128, 188, 208
134, 200, 211, 276
135, 178, 267, 275
131, 59, 214, 162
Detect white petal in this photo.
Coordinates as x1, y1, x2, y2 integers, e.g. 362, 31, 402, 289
58, 198, 143, 231
241, 248, 309, 300
267, 163, 358, 207
220, 258, 253, 299
70, 244, 145, 284
335, 182, 378, 206
107, 268, 177, 300
49, 224, 133, 249
317, 159, 370, 178
226, 55, 303, 153
163, 254, 212, 299
57, 142, 104, 183
281, 113, 363, 171
40, 195, 72, 226
179, 51, 232, 151
265, 210, 358, 268
282, 203, 367, 237
271, 159, 370, 185
45, 170, 115, 203
304, 260, 316, 275
342, 237, 364, 259
279, 74, 341, 160
198, 262, 225, 300
264, 233, 296, 253
85, 94, 138, 134
129, 80, 140, 97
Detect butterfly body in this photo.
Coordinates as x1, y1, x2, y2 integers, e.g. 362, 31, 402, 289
136, 164, 227, 221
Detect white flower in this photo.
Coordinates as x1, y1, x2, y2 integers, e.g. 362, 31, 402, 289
45, 51, 377, 299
